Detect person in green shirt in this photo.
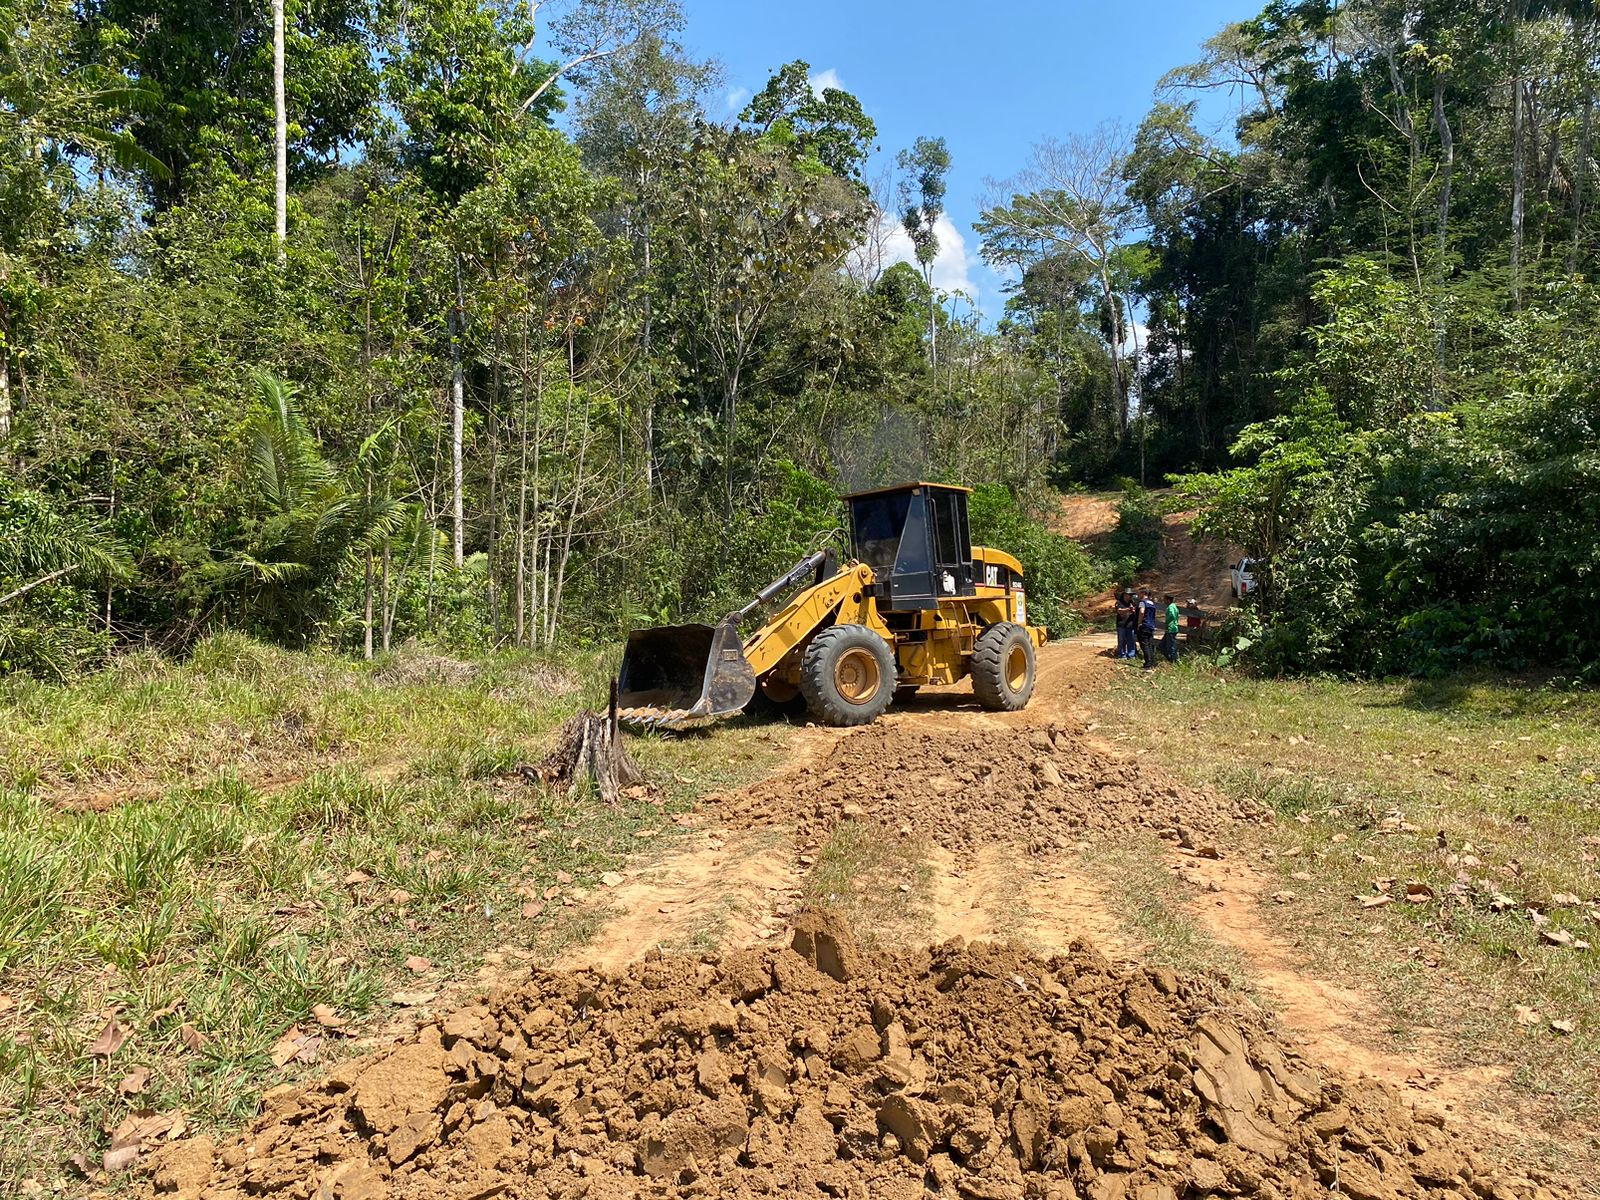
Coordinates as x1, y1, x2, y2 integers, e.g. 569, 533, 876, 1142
1162, 593, 1181, 663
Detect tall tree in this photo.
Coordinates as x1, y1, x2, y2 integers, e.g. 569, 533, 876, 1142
272, 0, 287, 260
980, 126, 1138, 438
896, 136, 950, 371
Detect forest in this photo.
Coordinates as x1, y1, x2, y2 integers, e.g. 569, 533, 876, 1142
1, 0, 1597, 680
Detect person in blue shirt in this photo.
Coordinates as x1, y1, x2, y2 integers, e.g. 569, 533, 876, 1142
1135, 587, 1158, 670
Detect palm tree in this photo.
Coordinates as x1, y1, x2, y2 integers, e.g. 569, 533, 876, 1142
221, 372, 408, 646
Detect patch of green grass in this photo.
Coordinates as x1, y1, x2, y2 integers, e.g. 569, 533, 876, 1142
802, 819, 932, 950
1094, 660, 1600, 1147
1078, 838, 1253, 986
0, 637, 793, 1193
0, 634, 588, 802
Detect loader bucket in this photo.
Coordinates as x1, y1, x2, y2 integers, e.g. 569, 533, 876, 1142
616, 618, 757, 731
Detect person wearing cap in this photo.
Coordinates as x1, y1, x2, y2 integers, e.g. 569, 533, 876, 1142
1114, 589, 1137, 659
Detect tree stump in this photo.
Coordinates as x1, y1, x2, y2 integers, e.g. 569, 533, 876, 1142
520, 681, 646, 805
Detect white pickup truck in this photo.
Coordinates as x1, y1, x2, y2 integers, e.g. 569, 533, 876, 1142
1230, 558, 1257, 599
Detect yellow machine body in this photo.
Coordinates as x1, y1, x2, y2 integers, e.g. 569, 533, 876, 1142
744, 548, 1040, 694
617, 483, 1047, 730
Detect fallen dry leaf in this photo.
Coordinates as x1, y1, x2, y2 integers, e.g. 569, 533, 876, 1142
269, 1026, 322, 1068
1404, 883, 1435, 904
343, 869, 370, 886
1359, 894, 1394, 909
1551, 892, 1582, 907
388, 889, 412, 906
600, 872, 625, 888
1550, 1018, 1577, 1035
555, 870, 574, 885
1539, 928, 1591, 950
0, 993, 15, 1016
1515, 1005, 1542, 1026
404, 955, 432, 974
1373, 878, 1395, 893
1272, 891, 1295, 904
178, 1023, 205, 1053
88, 1014, 129, 1058
542, 885, 561, 901
116, 1066, 150, 1095
104, 1109, 183, 1173
390, 989, 437, 1007
520, 902, 544, 920
311, 1004, 344, 1029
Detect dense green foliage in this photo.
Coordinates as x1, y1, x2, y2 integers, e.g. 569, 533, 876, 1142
0, 0, 1074, 674
6, 0, 1598, 680
1093, 2, 1600, 679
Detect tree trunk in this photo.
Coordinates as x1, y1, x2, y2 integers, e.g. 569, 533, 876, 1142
641, 204, 655, 495
519, 682, 647, 805
0, 347, 11, 444
1512, 76, 1526, 308
363, 552, 375, 660
1573, 75, 1593, 274
450, 260, 466, 568
272, 0, 287, 263
1099, 263, 1126, 439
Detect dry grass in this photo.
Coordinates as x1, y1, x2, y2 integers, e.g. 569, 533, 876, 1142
0, 635, 791, 1193
1093, 660, 1600, 1156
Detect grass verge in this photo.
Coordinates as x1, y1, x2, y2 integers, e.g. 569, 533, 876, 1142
0, 636, 791, 1193
1092, 659, 1600, 1153
801, 818, 933, 950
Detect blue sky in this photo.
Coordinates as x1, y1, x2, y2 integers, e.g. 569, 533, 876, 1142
677, 0, 1261, 315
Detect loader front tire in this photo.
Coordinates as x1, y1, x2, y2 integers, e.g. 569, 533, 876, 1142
971, 622, 1036, 712
800, 625, 895, 727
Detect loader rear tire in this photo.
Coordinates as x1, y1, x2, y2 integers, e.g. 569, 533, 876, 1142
800, 625, 895, 727
971, 622, 1036, 712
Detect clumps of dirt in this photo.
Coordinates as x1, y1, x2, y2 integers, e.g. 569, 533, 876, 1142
147, 910, 1554, 1200
714, 723, 1265, 856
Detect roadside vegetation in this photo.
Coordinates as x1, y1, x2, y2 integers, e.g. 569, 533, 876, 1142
1093, 661, 1600, 1149
0, 634, 791, 1190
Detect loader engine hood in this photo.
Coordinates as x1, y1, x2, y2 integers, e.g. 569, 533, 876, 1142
615, 618, 757, 730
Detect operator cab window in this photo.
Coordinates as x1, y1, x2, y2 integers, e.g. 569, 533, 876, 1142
851, 493, 912, 571
932, 492, 961, 568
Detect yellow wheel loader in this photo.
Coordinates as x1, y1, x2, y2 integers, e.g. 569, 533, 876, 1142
617, 483, 1047, 730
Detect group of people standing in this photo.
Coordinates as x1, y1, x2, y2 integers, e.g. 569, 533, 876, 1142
1114, 587, 1182, 670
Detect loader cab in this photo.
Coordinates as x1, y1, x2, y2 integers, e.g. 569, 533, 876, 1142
845, 483, 975, 611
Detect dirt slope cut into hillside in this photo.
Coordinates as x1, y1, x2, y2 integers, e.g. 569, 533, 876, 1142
1056, 492, 1235, 622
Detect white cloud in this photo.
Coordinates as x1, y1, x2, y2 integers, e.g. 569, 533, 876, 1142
724, 86, 749, 114
874, 212, 979, 303
1122, 320, 1150, 355
809, 68, 843, 99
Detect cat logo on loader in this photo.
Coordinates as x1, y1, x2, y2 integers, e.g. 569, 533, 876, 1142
617, 483, 1046, 730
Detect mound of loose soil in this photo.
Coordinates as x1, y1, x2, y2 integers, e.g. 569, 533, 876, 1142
714, 723, 1264, 855
146, 910, 1553, 1200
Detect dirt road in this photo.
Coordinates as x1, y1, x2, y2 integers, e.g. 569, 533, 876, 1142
148, 639, 1574, 1200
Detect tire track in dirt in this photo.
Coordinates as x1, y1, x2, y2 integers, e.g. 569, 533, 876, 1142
141, 637, 1585, 1199
545, 635, 1532, 1160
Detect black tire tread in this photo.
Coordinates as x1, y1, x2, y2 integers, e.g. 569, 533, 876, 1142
800, 625, 896, 727
971, 621, 1036, 712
